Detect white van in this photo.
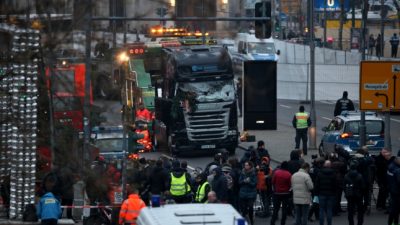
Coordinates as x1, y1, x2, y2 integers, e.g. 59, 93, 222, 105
232, 31, 279, 75
137, 203, 247, 225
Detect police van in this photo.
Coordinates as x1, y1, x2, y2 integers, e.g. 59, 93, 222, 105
231, 30, 280, 75
137, 203, 247, 225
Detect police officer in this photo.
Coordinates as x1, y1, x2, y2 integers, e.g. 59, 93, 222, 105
166, 160, 193, 203
390, 33, 400, 58
292, 105, 311, 155
334, 91, 355, 116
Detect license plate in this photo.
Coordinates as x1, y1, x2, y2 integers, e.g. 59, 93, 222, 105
201, 145, 216, 149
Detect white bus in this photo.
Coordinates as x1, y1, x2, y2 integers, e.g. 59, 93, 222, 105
231, 30, 280, 75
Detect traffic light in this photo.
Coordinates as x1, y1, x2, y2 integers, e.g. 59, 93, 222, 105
128, 130, 145, 154
255, 1, 272, 39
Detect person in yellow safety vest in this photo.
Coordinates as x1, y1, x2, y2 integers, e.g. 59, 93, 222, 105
292, 105, 312, 155
194, 173, 211, 203
166, 160, 193, 203
119, 185, 146, 225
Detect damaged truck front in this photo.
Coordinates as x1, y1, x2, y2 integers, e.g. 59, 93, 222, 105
155, 46, 239, 155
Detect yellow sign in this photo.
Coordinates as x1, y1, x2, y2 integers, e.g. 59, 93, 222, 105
360, 61, 400, 111
326, 20, 362, 29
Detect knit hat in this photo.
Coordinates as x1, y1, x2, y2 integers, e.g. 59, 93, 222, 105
221, 165, 232, 173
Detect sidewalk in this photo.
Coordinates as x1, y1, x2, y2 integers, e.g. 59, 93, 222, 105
237, 118, 318, 165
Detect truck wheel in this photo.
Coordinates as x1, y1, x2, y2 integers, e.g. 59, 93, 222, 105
227, 147, 236, 155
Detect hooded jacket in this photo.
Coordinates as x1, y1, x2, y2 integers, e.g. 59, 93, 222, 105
36, 192, 61, 220
148, 165, 169, 195
211, 167, 229, 202
239, 168, 257, 199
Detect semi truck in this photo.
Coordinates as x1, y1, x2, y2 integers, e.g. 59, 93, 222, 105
155, 45, 239, 155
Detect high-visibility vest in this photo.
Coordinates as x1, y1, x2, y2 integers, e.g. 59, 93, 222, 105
195, 181, 209, 203
118, 194, 146, 225
295, 112, 309, 129
136, 109, 152, 121
170, 173, 190, 196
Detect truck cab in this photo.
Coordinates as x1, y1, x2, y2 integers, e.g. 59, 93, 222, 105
155, 45, 239, 155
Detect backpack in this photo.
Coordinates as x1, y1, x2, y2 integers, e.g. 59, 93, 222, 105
23, 204, 38, 222
344, 181, 356, 198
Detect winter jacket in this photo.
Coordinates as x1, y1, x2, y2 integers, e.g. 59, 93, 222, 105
331, 159, 347, 189
36, 192, 61, 220
239, 168, 257, 199
315, 168, 337, 196
291, 168, 314, 205
211, 167, 229, 202
148, 165, 169, 195
387, 159, 400, 196
272, 168, 292, 194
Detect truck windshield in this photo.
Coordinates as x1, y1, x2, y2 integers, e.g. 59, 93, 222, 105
178, 80, 235, 102
95, 138, 124, 153
247, 42, 275, 54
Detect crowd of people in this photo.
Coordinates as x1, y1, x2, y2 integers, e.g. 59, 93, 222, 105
29, 140, 400, 225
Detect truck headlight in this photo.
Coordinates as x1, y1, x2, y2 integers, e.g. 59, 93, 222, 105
228, 130, 237, 135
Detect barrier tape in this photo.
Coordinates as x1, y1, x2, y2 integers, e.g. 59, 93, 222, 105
61, 205, 121, 209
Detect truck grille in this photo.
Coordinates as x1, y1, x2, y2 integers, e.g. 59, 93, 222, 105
184, 104, 230, 141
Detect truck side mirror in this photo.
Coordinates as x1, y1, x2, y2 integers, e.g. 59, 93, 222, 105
276, 50, 280, 55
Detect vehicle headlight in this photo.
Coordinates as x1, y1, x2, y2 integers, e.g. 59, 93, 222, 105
228, 130, 237, 135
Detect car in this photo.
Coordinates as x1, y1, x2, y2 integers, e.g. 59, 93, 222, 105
319, 111, 384, 156
91, 126, 125, 162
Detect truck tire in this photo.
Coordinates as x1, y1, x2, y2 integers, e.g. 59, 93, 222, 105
227, 146, 236, 155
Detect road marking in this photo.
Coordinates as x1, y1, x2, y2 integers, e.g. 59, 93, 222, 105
322, 117, 331, 121
320, 100, 335, 105
161, 154, 195, 171
391, 118, 400, 123
279, 104, 291, 108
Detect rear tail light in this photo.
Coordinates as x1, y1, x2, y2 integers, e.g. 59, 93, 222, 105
380, 132, 385, 138
340, 132, 353, 139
